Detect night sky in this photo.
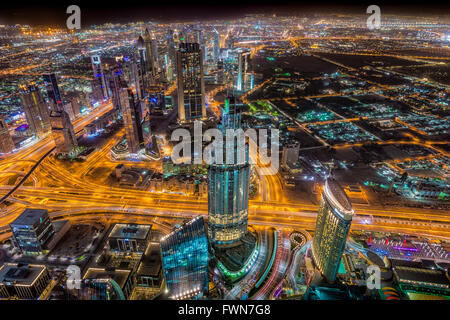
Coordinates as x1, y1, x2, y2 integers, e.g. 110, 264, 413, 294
0, 2, 448, 27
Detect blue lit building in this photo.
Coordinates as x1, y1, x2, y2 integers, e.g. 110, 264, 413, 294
208, 96, 250, 244
43, 73, 63, 111
312, 178, 354, 283
9, 209, 55, 255
160, 216, 209, 300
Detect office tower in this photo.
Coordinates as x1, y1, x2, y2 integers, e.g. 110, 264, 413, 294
167, 29, 176, 65
121, 88, 144, 154
49, 109, 78, 155
10, 208, 55, 255
143, 29, 157, 78
0, 263, 51, 299
176, 43, 206, 122
0, 115, 14, 154
213, 29, 220, 61
216, 60, 224, 84
123, 60, 143, 101
312, 178, 354, 283
43, 73, 63, 111
136, 36, 149, 99
91, 55, 109, 101
160, 216, 209, 300
208, 96, 250, 244
19, 84, 51, 137
237, 50, 251, 92
108, 65, 127, 112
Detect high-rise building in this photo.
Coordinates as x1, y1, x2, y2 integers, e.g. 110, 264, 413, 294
237, 50, 251, 92
281, 142, 300, 166
208, 96, 250, 244
176, 43, 206, 122
0, 115, 14, 154
108, 65, 127, 112
216, 60, 224, 84
160, 216, 209, 300
312, 178, 354, 283
143, 29, 158, 78
213, 29, 220, 61
49, 109, 78, 155
43, 73, 63, 111
19, 84, 51, 137
167, 29, 176, 65
10, 209, 55, 255
121, 88, 144, 154
91, 55, 109, 101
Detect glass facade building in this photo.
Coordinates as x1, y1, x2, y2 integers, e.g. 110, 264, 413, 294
312, 178, 354, 283
9, 209, 55, 255
19, 84, 51, 137
176, 43, 206, 122
208, 96, 250, 244
160, 216, 209, 300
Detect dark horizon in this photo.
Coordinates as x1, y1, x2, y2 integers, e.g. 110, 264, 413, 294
1, 2, 449, 28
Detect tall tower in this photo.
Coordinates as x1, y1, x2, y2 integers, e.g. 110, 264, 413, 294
176, 43, 206, 122
19, 84, 51, 138
213, 29, 220, 62
312, 178, 354, 283
208, 96, 250, 245
0, 115, 14, 154
237, 50, 250, 92
91, 55, 109, 101
143, 29, 157, 78
120, 88, 144, 154
42, 73, 63, 111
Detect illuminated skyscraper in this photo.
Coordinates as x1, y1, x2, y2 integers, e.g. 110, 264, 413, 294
166, 29, 176, 65
43, 73, 63, 111
49, 109, 78, 155
143, 29, 158, 78
208, 96, 250, 244
213, 29, 220, 61
312, 178, 354, 283
176, 43, 206, 122
236, 50, 251, 92
160, 216, 209, 300
120, 88, 144, 154
91, 55, 109, 101
0, 115, 14, 154
19, 84, 51, 137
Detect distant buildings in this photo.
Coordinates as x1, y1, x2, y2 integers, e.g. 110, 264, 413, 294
208, 96, 250, 244
10, 209, 55, 255
236, 50, 251, 92
160, 216, 209, 299
143, 29, 158, 78
312, 178, 354, 282
19, 84, 51, 137
176, 43, 206, 122
0, 263, 51, 299
0, 115, 14, 154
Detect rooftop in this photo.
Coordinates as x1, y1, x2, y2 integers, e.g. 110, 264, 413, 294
324, 178, 354, 217
10, 209, 49, 226
108, 223, 152, 240
0, 263, 47, 286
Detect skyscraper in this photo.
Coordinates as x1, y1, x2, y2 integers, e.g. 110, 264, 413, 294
143, 29, 157, 78
120, 88, 144, 154
237, 50, 251, 92
312, 178, 354, 283
213, 29, 220, 62
0, 115, 14, 154
43, 73, 63, 111
49, 109, 78, 155
208, 96, 250, 244
19, 84, 51, 137
91, 55, 109, 101
160, 216, 209, 300
176, 43, 206, 122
